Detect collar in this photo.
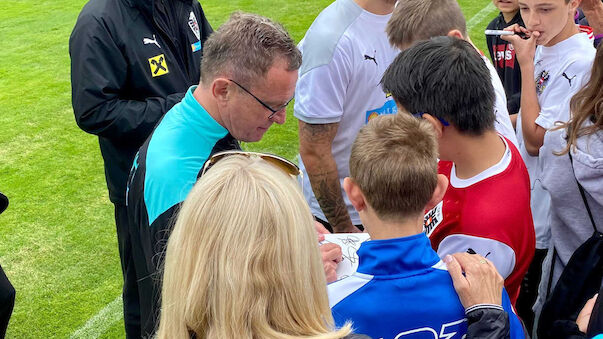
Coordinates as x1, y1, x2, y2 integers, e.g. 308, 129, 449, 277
125, 0, 191, 18
449, 136, 512, 188
356, 233, 442, 277
178, 85, 228, 137
498, 11, 523, 26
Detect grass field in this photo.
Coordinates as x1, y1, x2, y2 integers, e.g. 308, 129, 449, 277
0, 1, 499, 337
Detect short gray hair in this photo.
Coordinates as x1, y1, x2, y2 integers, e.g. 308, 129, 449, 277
200, 12, 302, 86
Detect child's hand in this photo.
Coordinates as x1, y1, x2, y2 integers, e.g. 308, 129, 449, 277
501, 24, 539, 68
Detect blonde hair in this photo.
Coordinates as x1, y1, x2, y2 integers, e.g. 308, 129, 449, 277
349, 113, 439, 221
386, 0, 467, 49
156, 155, 351, 339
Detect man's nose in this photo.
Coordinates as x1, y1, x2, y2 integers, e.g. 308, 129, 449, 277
270, 108, 287, 125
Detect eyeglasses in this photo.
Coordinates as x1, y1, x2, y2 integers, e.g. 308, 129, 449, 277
412, 112, 449, 126
201, 150, 301, 178
229, 79, 294, 120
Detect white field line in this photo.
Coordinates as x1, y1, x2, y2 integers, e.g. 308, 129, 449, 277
69, 4, 499, 339
467, 2, 498, 31
70, 295, 123, 339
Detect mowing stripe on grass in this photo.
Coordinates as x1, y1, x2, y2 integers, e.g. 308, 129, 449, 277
467, 2, 497, 31
70, 296, 123, 339
68, 4, 498, 339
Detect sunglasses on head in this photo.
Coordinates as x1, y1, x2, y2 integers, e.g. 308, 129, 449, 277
201, 150, 301, 178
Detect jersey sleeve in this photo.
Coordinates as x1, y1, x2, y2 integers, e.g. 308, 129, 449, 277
436, 234, 517, 279
294, 39, 354, 124
536, 59, 593, 129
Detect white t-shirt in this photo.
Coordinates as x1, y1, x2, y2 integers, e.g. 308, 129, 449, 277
516, 32, 595, 248
482, 55, 519, 147
294, 0, 398, 224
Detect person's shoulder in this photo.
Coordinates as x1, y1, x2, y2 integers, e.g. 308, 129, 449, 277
303, 0, 361, 44
299, 0, 362, 74
76, 0, 123, 22
557, 33, 596, 68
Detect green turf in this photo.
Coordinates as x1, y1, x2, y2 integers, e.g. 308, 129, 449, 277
0, 1, 499, 337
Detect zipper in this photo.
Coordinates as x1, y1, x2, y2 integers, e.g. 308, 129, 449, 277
152, 0, 191, 82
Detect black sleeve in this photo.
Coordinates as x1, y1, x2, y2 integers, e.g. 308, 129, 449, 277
549, 320, 586, 339
69, 14, 184, 143
466, 307, 511, 339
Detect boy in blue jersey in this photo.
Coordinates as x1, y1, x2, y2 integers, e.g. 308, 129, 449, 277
329, 37, 526, 339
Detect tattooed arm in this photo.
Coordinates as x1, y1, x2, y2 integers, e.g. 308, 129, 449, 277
299, 121, 359, 233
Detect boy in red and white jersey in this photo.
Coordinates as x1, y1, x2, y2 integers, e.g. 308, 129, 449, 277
425, 149, 535, 306
386, 0, 535, 307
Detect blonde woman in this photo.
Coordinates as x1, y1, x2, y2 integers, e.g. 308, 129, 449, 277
156, 153, 365, 339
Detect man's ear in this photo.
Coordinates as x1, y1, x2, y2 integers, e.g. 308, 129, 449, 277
425, 174, 448, 211
343, 177, 366, 212
446, 29, 465, 39
211, 78, 231, 104
422, 113, 444, 139
569, 0, 581, 13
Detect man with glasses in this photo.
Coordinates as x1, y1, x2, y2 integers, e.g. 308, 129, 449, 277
125, 12, 301, 336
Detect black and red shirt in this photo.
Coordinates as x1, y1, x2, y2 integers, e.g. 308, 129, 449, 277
486, 12, 524, 115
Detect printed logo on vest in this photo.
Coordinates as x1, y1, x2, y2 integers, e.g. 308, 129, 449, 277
188, 12, 201, 41
365, 99, 397, 123
423, 201, 443, 237
148, 54, 169, 77
191, 41, 201, 53
142, 34, 161, 49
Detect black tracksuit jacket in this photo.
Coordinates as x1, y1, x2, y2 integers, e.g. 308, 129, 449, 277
69, 0, 212, 205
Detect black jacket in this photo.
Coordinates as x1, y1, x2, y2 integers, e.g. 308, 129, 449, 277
69, 0, 212, 204
486, 12, 524, 115
466, 307, 511, 339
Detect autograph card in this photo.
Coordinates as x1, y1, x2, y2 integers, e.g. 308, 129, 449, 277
322, 233, 371, 281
